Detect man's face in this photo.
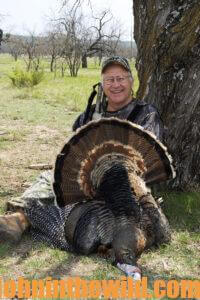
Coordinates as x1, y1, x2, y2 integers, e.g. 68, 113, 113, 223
102, 64, 133, 111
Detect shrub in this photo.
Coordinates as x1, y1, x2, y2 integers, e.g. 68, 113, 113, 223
9, 67, 44, 88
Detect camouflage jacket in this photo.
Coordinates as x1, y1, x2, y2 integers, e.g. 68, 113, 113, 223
73, 99, 165, 142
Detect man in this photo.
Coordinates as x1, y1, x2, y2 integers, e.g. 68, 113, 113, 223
0, 56, 170, 278
73, 56, 164, 141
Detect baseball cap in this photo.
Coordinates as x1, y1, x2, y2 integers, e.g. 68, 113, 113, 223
101, 56, 132, 74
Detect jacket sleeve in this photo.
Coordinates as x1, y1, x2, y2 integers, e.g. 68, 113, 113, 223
139, 105, 165, 142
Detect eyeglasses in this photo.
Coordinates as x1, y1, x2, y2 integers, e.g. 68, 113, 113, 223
103, 75, 132, 86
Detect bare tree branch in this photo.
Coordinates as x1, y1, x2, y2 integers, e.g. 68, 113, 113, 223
49, 3, 122, 72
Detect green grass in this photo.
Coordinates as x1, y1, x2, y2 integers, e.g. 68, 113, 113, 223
0, 54, 199, 298
0, 129, 28, 150
163, 191, 200, 231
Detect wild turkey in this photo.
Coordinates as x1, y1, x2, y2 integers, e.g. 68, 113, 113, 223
53, 118, 175, 277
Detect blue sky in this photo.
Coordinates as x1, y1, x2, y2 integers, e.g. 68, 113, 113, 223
1, 0, 133, 40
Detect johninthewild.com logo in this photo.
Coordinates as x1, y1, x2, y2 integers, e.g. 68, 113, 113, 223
0, 277, 200, 299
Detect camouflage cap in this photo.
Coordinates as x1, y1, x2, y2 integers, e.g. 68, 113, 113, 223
101, 56, 132, 74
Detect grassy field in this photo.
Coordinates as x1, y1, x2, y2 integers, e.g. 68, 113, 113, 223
0, 54, 200, 299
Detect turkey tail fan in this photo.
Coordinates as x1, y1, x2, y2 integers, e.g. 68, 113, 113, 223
53, 118, 176, 207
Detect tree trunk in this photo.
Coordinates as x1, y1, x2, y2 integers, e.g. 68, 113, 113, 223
50, 56, 55, 72
98, 54, 103, 66
0, 29, 3, 47
82, 54, 88, 68
133, 0, 200, 189
13, 53, 18, 61
61, 62, 65, 77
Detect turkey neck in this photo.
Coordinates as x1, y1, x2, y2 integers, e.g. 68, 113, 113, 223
97, 163, 140, 221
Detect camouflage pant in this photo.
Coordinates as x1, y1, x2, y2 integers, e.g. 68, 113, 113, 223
6, 171, 75, 250
7, 171, 56, 212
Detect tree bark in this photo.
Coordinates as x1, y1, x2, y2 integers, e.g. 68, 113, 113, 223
133, 0, 200, 189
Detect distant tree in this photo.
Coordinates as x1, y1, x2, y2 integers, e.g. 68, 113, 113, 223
0, 13, 3, 48
44, 30, 64, 72
80, 10, 122, 68
55, 9, 84, 76
6, 35, 23, 61
17, 31, 45, 71
0, 29, 3, 46
52, 2, 123, 74
0, 28, 10, 50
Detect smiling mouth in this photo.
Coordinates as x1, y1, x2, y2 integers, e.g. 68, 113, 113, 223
111, 90, 123, 94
